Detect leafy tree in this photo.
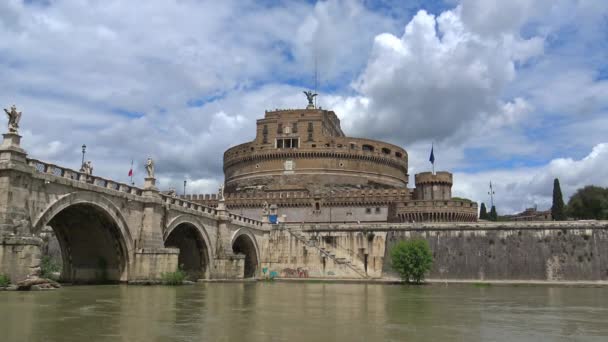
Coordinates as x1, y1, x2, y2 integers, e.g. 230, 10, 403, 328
489, 205, 498, 221
567, 186, 608, 220
390, 239, 433, 284
551, 178, 566, 220
479, 203, 488, 220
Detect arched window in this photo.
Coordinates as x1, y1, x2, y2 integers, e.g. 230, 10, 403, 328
362, 144, 374, 152
381, 147, 391, 154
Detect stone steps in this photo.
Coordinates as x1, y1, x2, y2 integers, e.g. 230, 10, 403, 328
287, 229, 367, 279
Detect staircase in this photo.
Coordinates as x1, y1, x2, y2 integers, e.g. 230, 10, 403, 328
287, 229, 368, 279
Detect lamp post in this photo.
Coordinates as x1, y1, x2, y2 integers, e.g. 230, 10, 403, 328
183, 180, 187, 197
80, 144, 86, 171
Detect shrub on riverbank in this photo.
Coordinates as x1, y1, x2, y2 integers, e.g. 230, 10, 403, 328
161, 269, 187, 285
0, 274, 10, 287
41, 256, 61, 281
390, 239, 433, 284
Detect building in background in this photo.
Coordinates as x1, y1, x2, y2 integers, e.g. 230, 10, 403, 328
188, 96, 478, 223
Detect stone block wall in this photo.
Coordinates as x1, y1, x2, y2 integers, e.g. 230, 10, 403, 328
130, 248, 179, 282
0, 234, 42, 282
383, 223, 608, 281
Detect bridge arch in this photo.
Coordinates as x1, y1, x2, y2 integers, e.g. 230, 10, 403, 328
231, 228, 260, 278
164, 215, 213, 280
32, 192, 133, 283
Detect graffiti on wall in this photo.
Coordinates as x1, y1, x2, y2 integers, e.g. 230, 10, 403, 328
280, 267, 309, 278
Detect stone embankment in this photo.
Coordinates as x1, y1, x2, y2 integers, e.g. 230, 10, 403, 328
265, 221, 608, 283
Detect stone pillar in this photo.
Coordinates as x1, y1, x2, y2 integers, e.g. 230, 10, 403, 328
130, 175, 180, 283
210, 199, 245, 279
0, 133, 27, 164
0, 131, 43, 283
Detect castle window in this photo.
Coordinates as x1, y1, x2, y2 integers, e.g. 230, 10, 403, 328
277, 123, 283, 134
362, 144, 374, 152
382, 148, 391, 154
375, 207, 381, 214
395, 152, 403, 158
315, 202, 320, 210
292, 122, 298, 133
307, 133, 313, 141
276, 138, 299, 149
365, 208, 372, 214
311, 144, 316, 148
350, 143, 356, 149
263, 125, 268, 134
307, 122, 313, 132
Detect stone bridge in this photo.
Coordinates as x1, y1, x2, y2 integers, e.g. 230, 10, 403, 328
0, 132, 270, 283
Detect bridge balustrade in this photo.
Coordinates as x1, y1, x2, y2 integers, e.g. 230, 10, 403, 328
28, 158, 145, 196
26, 158, 264, 227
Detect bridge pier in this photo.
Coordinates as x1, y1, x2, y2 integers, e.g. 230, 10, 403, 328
209, 202, 246, 279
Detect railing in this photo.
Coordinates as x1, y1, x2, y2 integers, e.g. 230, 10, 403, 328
27, 158, 265, 227
159, 193, 264, 227
27, 158, 144, 196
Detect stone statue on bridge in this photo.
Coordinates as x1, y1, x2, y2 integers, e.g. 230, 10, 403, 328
82, 161, 93, 175
262, 201, 269, 215
218, 183, 225, 201
3, 105, 22, 134
145, 157, 155, 178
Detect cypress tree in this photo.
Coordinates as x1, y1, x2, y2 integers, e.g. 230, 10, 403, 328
551, 178, 566, 220
479, 203, 488, 220
489, 205, 498, 221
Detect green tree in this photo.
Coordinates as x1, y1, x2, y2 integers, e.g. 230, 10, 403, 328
567, 186, 608, 220
489, 205, 498, 221
390, 239, 433, 284
551, 178, 566, 220
479, 203, 488, 220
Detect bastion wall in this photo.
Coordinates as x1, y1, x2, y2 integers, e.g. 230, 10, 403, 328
266, 221, 608, 281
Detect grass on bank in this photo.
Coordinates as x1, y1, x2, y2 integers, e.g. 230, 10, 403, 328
40, 256, 61, 281
161, 269, 187, 285
0, 274, 10, 287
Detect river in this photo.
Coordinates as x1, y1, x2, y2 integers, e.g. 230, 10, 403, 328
1, 282, 607, 341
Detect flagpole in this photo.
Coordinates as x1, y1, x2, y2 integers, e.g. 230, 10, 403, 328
130, 159, 134, 185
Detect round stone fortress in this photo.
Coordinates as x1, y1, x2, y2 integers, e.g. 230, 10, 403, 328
224, 108, 408, 193
191, 97, 477, 223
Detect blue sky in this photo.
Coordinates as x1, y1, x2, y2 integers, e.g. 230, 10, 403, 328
1, 0, 607, 214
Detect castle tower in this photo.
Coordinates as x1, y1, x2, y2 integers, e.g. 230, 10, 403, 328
414, 171, 452, 201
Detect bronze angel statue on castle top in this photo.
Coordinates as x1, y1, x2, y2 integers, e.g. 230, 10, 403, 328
303, 90, 317, 108
3, 105, 22, 133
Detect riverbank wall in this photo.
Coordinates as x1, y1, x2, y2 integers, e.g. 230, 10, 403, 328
264, 221, 608, 282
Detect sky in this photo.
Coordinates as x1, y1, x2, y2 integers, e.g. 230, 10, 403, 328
1, 0, 607, 214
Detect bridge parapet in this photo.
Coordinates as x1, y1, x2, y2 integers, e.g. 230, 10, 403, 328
27, 158, 144, 196
160, 193, 266, 229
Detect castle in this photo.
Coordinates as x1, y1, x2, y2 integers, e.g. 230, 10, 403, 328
188, 94, 478, 223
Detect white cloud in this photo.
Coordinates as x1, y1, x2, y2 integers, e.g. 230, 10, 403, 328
454, 143, 608, 214
342, 6, 542, 146
0, 0, 607, 212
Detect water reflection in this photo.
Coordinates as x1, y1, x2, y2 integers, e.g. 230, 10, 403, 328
1, 284, 607, 341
